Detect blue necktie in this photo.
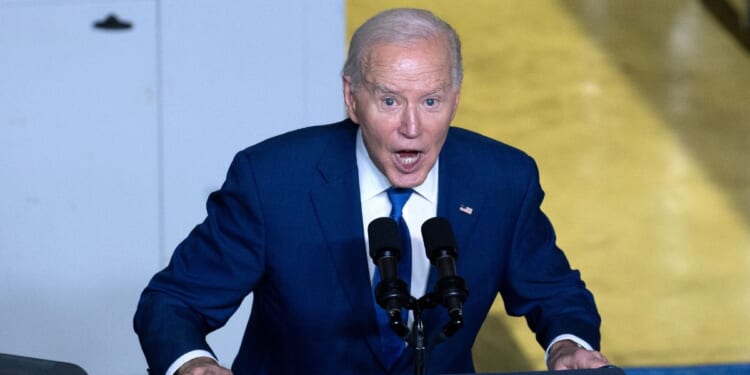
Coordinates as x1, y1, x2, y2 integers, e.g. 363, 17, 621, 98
372, 187, 413, 369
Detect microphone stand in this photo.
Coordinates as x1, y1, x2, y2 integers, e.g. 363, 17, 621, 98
412, 311, 426, 375
405, 295, 431, 375
378, 278, 468, 375
400, 293, 449, 375
377, 284, 468, 375
372, 216, 469, 375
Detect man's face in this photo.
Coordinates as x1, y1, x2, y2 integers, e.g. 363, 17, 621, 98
344, 36, 460, 188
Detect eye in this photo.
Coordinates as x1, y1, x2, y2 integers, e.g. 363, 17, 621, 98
383, 97, 396, 106
425, 98, 437, 106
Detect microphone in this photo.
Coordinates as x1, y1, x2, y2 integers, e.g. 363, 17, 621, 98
421, 217, 468, 337
368, 217, 410, 337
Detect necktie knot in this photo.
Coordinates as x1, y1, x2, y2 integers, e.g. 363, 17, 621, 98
387, 187, 413, 221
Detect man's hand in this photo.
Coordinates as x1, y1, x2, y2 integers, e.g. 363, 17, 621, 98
177, 357, 233, 375
547, 340, 611, 370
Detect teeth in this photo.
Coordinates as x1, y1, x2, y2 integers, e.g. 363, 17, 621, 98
397, 153, 419, 165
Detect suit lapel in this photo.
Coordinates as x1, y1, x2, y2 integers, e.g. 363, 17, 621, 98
437, 142, 485, 261
308, 122, 386, 368
437, 131, 485, 255
421, 129, 486, 338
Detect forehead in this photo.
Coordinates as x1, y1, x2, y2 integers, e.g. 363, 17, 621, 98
361, 37, 453, 90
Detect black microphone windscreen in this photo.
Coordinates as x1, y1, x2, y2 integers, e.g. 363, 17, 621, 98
368, 217, 401, 261
421, 217, 458, 261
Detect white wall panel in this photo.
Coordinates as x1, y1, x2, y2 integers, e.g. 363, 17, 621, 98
0, 2, 159, 373
0, 0, 344, 372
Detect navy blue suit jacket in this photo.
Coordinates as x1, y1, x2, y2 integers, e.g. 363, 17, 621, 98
134, 119, 600, 374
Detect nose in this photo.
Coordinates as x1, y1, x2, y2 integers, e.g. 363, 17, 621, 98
399, 104, 421, 138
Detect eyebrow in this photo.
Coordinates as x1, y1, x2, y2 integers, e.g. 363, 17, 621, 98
372, 84, 447, 98
373, 84, 398, 95
423, 87, 446, 97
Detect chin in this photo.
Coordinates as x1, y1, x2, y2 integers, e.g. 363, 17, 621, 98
389, 173, 427, 189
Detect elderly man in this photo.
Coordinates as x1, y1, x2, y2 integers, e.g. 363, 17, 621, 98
135, 8, 610, 375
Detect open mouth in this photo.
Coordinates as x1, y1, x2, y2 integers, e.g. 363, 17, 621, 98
395, 151, 422, 170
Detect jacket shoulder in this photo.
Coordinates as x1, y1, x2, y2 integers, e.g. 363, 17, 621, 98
446, 126, 536, 170
242, 119, 357, 158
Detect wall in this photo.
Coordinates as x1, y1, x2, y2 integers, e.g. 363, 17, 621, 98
0, 1, 345, 373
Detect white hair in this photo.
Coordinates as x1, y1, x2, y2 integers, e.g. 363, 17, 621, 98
342, 8, 463, 88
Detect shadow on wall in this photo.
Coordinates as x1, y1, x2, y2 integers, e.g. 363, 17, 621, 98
700, 0, 750, 51
558, 0, 750, 227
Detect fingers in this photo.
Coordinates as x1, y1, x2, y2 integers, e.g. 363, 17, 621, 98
178, 357, 233, 375
575, 349, 611, 370
550, 348, 612, 370
581, 350, 611, 369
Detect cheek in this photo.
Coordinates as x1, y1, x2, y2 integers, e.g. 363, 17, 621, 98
362, 126, 389, 151
362, 116, 400, 143
424, 120, 451, 143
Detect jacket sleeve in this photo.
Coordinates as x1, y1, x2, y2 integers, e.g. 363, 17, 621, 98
133, 150, 266, 374
500, 157, 602, 350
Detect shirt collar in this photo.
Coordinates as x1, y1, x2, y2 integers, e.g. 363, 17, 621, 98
356, 128, 438, 203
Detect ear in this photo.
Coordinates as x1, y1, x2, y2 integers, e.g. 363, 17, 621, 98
449, 89, 461, 122
342, 76, 359, 123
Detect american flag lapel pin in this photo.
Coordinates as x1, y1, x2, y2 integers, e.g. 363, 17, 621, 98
459, 204, 473, 215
